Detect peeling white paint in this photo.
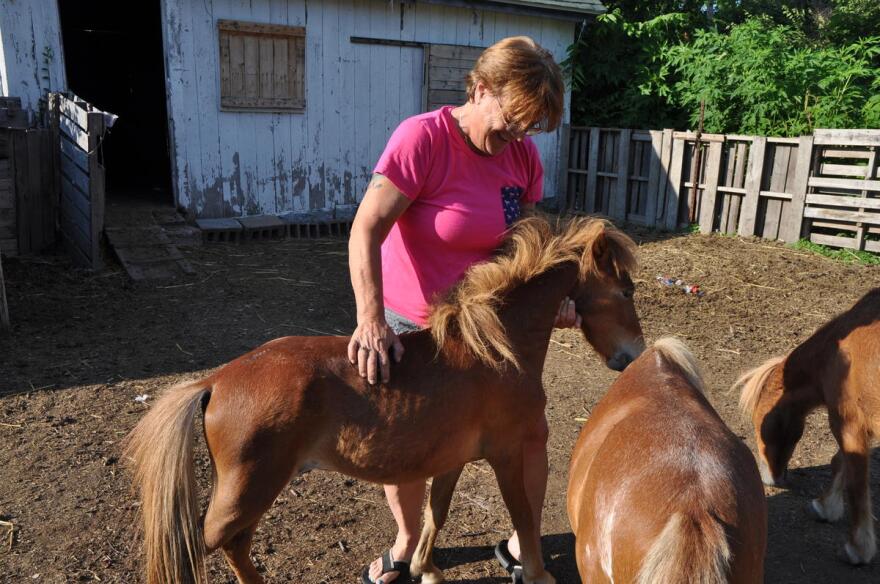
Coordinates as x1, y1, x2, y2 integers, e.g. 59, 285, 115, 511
1, 0, 574, 218
0, 0, 67, 117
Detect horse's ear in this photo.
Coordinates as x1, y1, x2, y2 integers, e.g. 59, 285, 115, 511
591, 230, 610, 266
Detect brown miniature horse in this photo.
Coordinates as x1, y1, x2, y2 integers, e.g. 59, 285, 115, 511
738, 287, 880, 565
124, 216, 645, 584
568, 338, 767, 584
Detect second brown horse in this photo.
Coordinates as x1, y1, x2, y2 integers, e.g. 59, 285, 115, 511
738, 287, 880, 565
125, 216, 644, 584
568, 338, 767, 583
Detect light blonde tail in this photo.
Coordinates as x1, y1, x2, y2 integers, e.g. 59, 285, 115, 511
653, 337, 705, 393
637, 512, 731, 584
123, 381, 211, 584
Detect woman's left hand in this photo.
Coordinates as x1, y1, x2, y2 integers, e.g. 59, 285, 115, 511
554, 297, 582, 329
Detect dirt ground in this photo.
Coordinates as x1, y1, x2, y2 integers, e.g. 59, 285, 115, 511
1, 225, 879, 583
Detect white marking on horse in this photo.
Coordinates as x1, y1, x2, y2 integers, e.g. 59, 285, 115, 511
813, 469, 845, 521
598, 496, 618, 582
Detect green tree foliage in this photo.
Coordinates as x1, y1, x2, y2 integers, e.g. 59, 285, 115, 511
565, 1, 880, 135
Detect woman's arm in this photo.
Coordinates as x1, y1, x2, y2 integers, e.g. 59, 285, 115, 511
347, 174, 413, 384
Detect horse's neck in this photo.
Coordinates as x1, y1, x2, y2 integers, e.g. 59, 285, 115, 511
498, 263, 579, 374
778, 351, 824, 413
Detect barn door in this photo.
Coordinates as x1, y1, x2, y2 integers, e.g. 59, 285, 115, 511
49, 93, 114, 269
423, 44, 483, 111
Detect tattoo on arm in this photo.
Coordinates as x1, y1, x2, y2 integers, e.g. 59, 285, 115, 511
368, 174, 385, 190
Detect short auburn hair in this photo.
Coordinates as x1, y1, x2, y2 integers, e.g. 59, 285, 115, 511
465, 36, 564, 134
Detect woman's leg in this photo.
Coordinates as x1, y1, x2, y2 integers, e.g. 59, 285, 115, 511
505, 415, 549, 562
368, 480, 426, 582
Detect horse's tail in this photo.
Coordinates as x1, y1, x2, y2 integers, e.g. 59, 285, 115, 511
636, 511, 731, 584
123, 380, 212, 584
652, 337, 705, 393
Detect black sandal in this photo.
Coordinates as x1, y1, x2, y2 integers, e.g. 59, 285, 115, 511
494, 539, 524, 584
361, 549, 412, 584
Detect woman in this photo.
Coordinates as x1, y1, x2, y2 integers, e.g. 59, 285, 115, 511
348, 36, 573, 584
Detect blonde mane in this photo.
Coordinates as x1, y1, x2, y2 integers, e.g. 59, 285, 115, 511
735, 356, 785, 415
427, 215, 637, 370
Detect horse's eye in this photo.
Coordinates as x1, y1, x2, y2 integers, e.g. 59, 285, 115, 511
622, 288, 634, 299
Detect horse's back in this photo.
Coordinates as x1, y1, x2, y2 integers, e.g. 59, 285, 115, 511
568, 347, 766, 582
202, 332, 544, 484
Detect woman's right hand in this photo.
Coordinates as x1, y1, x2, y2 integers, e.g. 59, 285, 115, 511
347, 318, 405, 385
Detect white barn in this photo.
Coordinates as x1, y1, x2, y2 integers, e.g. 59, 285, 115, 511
1, 0, 603, 220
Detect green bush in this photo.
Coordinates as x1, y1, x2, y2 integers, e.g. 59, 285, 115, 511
565, 4, 880, 136
666, 19, 880, 135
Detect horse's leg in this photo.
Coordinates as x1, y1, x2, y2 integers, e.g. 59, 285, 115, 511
411, 466, 465, 584
842, 441, 875, 564
809, 449, 846, 522
221, 523, 264, 584
489, 450, 555, 584
829, 412, 876, 564
203, 444, 301, 582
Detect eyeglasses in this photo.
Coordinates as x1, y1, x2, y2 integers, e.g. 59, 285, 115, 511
493, 94, 542, 138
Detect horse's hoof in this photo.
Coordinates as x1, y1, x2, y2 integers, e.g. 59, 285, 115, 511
419, 570, 444, 584
841, 542, 872, 566
807, 499, 829, 522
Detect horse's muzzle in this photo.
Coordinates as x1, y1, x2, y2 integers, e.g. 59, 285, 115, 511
606, 351, 634, 371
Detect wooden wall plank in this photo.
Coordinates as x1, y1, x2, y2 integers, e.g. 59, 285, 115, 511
698, 141, 723, 233
779, 136, 813, 242
762, 143, 790, 239
819, 163, 870, 177
11, 131, 30, 255
0, 249, 8, 330
61, 178, 92, 226
804, 207, 880, 226
814, 129, 880, 147
654, 129, 674, 225
806, 193, 880, 209
61, 154, 89, 195
611, 129, 630, 220
738, 137, 766, 236
58, 96, 89, 130
726, 142, 747, 232
643, 130, 663, 227
585, 127, 600, 213
59, 115, 90, 152
664, 135, 685, 230
855, 148, 878, 249
808, 176, 880, 192
87, 112, 105, 269
558, 124, 570, 208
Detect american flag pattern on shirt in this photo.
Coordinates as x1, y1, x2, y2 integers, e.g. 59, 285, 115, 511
501, 186, 524, 226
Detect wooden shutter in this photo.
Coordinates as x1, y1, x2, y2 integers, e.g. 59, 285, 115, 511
423, 44, 483, 112
218, 20, 306, 111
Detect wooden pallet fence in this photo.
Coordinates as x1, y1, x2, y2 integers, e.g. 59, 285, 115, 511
561, 126, 878, 253
803, 130, 880, 253
53, 93, 106, 269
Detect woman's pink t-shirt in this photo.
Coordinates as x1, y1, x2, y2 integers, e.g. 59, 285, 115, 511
375, 106, 544, 326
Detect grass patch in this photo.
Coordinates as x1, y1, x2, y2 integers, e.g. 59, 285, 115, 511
790, 239, 880, 266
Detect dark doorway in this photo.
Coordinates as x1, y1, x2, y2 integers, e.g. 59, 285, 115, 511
58, 0, 173, 204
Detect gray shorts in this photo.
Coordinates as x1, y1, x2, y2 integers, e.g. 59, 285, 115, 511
385, 307, 422, 335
